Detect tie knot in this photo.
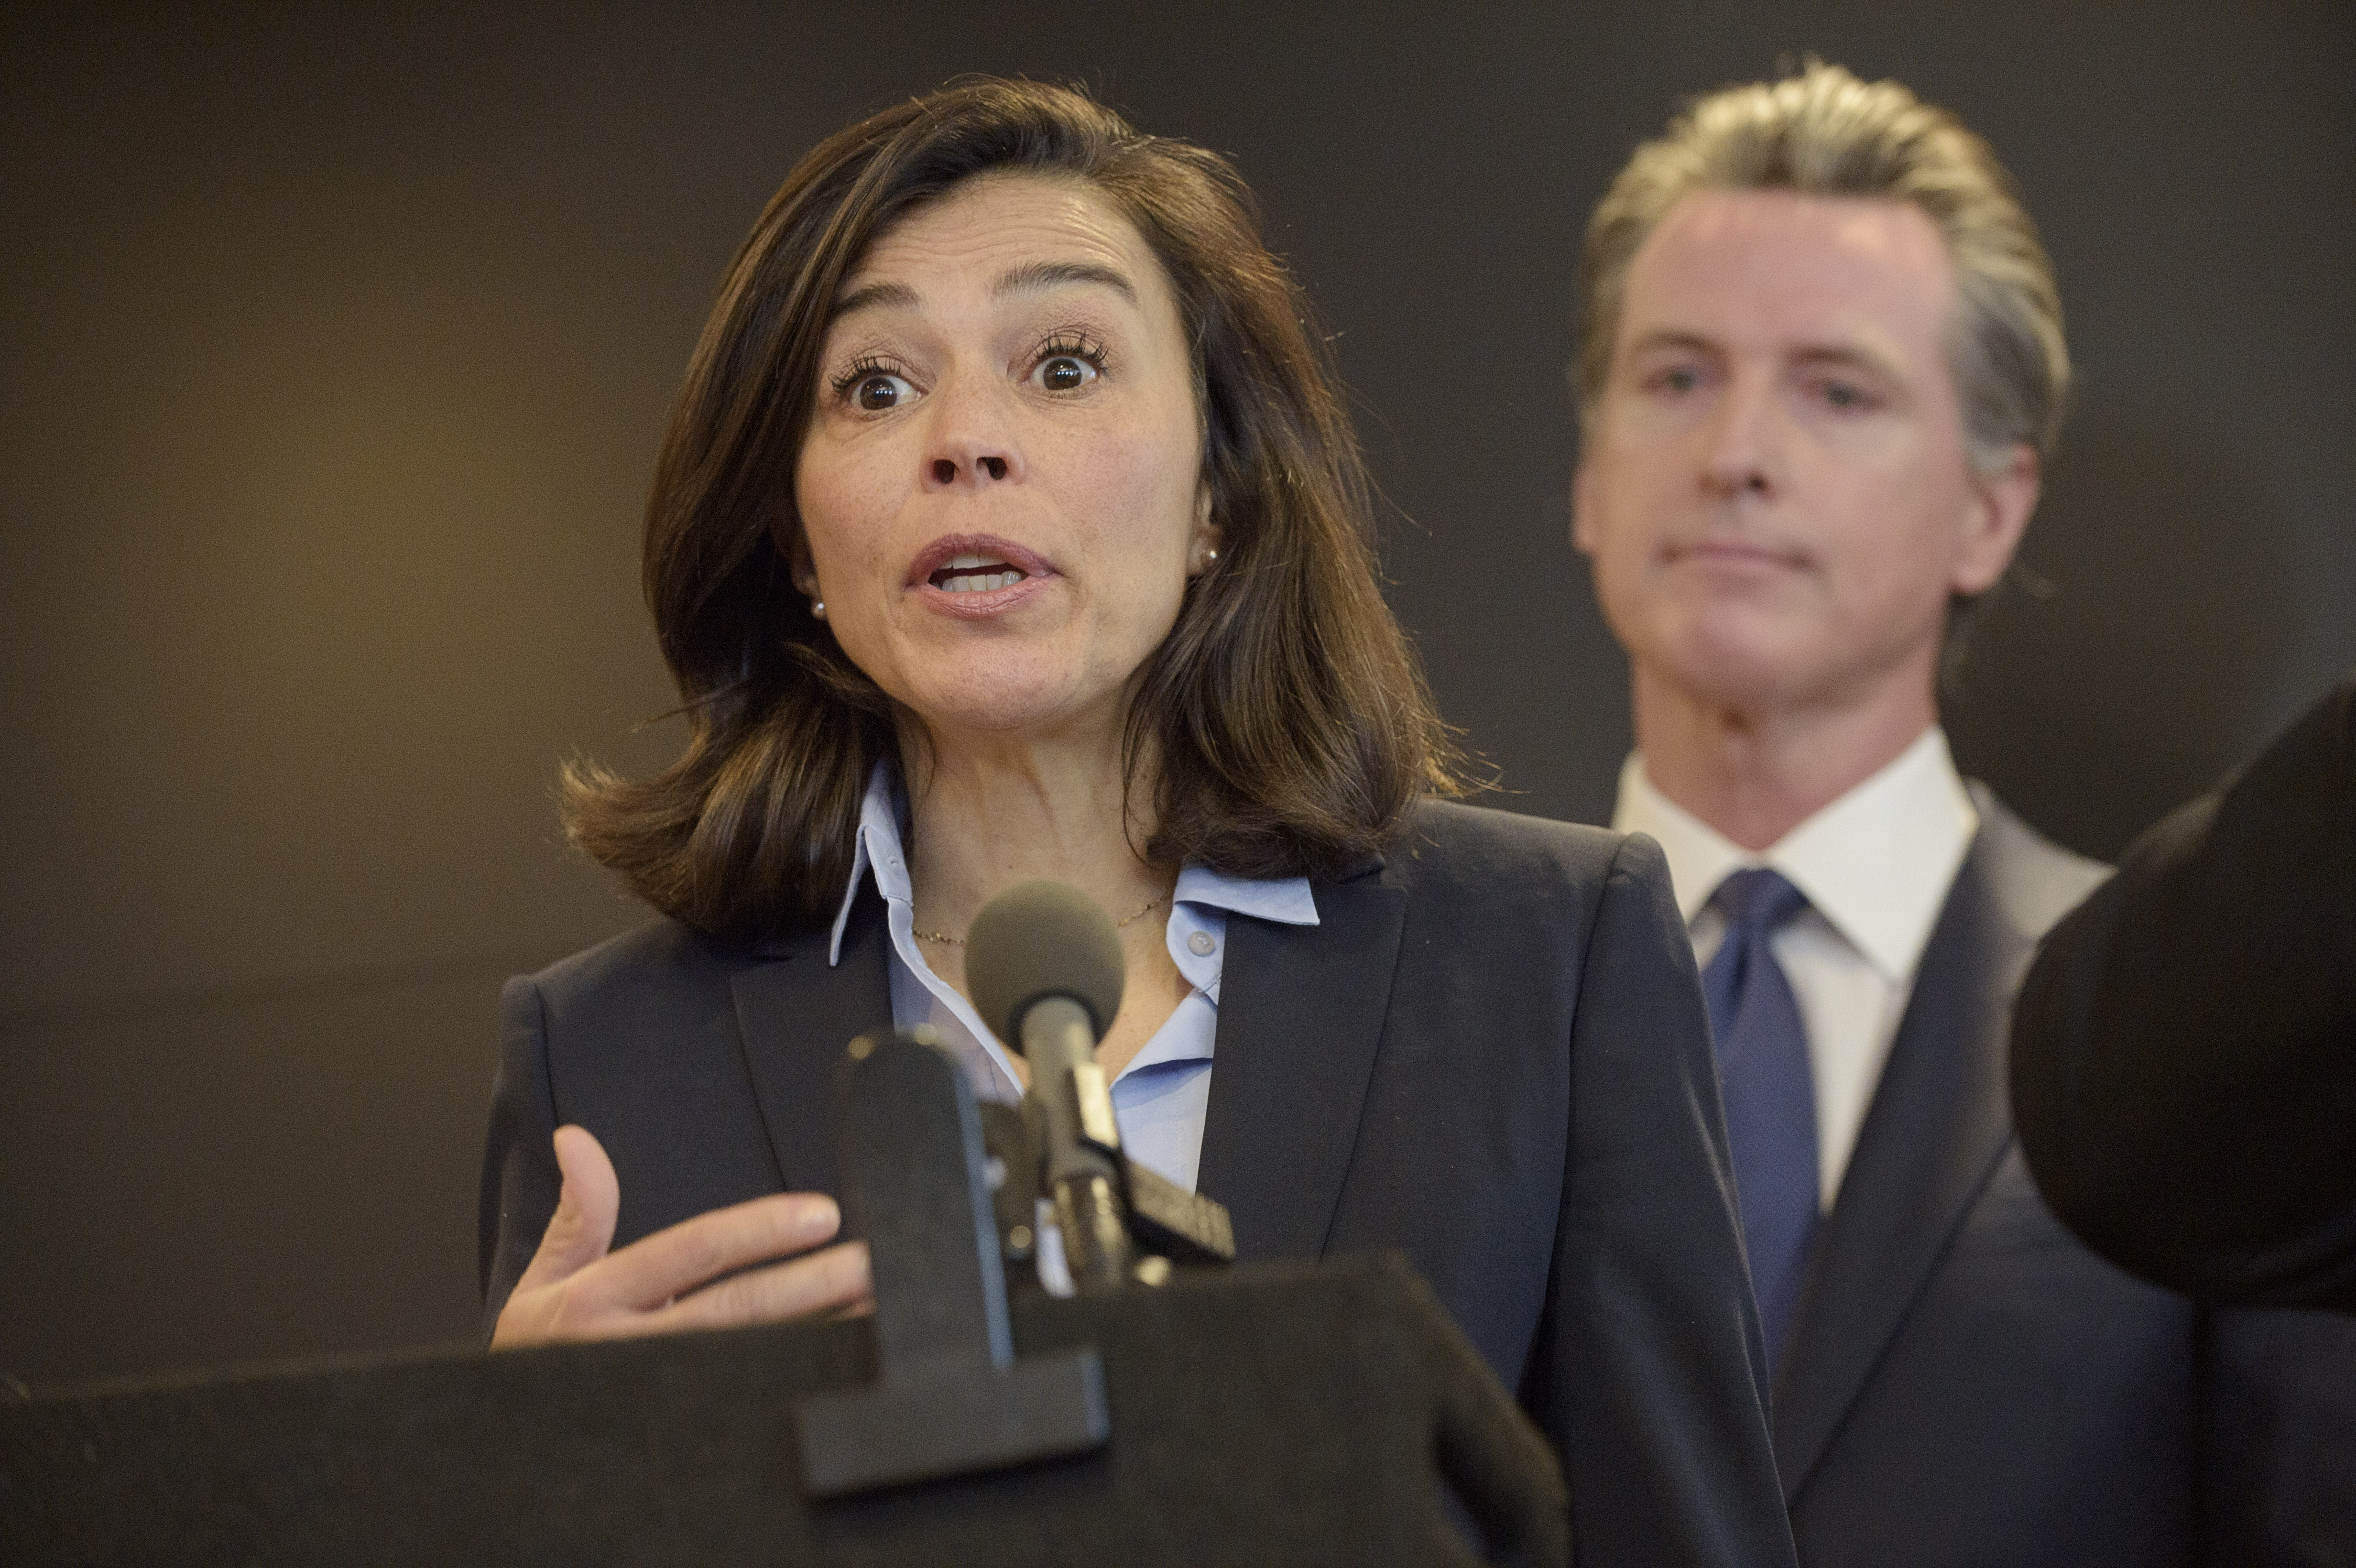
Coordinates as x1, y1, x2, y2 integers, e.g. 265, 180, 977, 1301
1713, 867, 1808, 937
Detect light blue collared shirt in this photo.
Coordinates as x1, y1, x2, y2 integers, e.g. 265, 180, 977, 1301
827, 765, 1318, 1193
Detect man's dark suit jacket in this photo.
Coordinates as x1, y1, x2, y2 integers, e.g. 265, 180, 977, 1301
2014, 672, 2356, 1311
480, 801, 1799, 1568
1780, 787, 2354, 1567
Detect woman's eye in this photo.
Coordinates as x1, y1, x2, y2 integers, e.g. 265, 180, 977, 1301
1034, 354, 1099, 392
1647, 364, 1702, 396
852, 372, 916, 411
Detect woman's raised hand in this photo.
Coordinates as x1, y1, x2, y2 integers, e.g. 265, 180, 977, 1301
491, 1124, 872, 1349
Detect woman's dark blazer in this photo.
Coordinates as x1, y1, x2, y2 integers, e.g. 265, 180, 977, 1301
480, 799, 1797, 1568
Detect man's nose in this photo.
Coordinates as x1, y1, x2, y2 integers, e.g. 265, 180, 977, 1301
920, 375, 1024, 491
1699, 370, 1781, 499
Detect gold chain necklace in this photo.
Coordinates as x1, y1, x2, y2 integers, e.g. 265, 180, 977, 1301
913, 889, 1170, 947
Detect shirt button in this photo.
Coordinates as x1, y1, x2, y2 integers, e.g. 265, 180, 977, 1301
1187, 930, 1217, 957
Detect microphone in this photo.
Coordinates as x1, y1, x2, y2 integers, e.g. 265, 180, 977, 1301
968, 881, 1138, 1290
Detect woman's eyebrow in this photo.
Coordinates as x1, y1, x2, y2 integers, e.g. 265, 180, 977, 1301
828, 279, 917, 323
827, 261, 1135, 326
994, 260, 1136, 303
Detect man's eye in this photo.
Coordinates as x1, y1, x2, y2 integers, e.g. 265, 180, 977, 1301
1035, 355, 1098, 392
1822, 381, 1871, 410
854, 373, 916, 411
1650, 365, 1702, 395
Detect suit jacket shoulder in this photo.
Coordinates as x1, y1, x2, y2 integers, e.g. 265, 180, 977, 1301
518, 914, 752, 1041
1387, 795, 1630, 888
1378, 798, 1687, 972
1967, 784, 2110, 944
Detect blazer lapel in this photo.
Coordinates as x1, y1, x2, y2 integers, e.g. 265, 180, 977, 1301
1770, 829, 2029, 1497
1196, 860, 1407, 1262
727, 882, 895, 1202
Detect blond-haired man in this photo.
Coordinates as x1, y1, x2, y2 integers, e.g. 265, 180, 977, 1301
1572, 62, 2352, 1565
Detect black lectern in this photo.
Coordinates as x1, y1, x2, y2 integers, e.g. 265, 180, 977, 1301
4, 1019, 1568, 1566
1, 1256, 1562, 1566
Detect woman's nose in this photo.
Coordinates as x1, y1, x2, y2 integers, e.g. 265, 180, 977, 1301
920, 379, 1023, 491
930, 454, 1009, 485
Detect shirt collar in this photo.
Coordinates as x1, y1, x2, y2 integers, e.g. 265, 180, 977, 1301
1612, 727, 1978, 982
828, 763, 904, 964
829, 762, 1317, 965
1172, 861, 1319, 926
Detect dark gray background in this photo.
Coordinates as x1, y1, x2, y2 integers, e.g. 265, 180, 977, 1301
4, 3, 2350, 1390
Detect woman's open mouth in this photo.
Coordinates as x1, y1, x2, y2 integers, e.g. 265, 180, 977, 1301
907, 534, 1054, 618
930, 554, 1028, 593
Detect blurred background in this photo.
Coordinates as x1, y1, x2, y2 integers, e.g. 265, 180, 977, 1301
3, 2, 2351, 1390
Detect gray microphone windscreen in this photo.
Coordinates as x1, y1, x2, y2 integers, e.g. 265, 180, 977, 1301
965, 880, 1126, 1049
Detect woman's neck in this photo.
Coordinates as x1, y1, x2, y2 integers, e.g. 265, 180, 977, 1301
900, 720, 1167, 930
897, 715, 1185, 1081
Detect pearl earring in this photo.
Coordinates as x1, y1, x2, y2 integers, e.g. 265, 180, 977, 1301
811, 599, 827, 621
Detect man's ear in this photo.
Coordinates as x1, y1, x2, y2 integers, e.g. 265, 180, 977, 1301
1952, 442, 2040, 597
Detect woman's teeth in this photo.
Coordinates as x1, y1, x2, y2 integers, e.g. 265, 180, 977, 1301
932, 553, 1027, 593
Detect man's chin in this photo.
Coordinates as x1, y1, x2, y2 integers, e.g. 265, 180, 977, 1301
1647, 624, 1941, 730
1655, 619, 1820, 705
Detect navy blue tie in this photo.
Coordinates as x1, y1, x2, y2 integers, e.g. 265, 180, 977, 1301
1701, 867, 1820, 1367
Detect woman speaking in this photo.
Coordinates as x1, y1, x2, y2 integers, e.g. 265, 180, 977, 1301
479, 79, 1789, 1563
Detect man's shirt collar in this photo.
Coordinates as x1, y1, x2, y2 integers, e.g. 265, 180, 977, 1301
1612, 727, 1978, 982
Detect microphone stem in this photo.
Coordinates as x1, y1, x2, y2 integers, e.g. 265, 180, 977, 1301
1021, 996, 1136, 1289
1056, 1174, 1134, 1289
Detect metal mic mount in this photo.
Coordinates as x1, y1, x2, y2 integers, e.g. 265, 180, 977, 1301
1021, 998, 1236, 1285
1021, 993, 1142, 1289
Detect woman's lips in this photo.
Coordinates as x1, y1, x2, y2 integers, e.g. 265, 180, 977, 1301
905, 534, 1056, 618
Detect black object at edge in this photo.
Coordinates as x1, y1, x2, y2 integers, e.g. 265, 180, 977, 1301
796, 1029, 1108, 1497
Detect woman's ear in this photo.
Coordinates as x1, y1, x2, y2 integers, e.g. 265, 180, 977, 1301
771, 511, 819, 599
1188, 484, 1224, 576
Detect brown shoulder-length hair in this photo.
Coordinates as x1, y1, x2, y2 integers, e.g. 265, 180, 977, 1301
564, 78, 1463, 941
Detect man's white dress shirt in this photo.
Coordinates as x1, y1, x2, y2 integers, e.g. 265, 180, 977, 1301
826, 763, 1319, 1194
1613, 727, 1978, 1210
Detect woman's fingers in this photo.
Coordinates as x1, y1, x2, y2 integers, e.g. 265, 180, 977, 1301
594, 1191, 847, 1312
510, 1125, 622, 1296
491, 1135, 862, 1350
647, 1241, 874, 1337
